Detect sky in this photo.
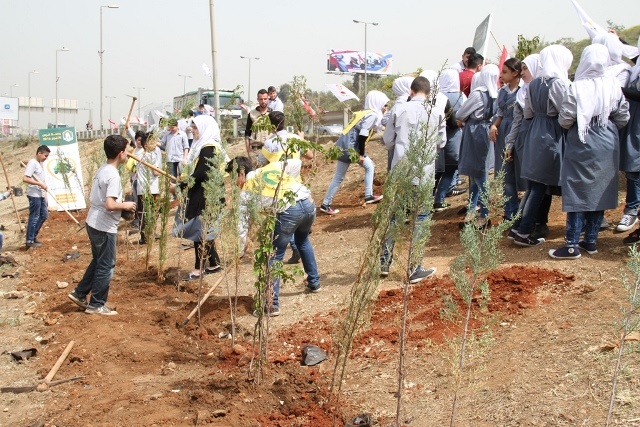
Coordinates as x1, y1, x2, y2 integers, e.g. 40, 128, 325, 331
1, 0, 638, 132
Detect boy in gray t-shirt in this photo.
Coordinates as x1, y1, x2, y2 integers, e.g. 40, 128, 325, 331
68, 135, 137, 316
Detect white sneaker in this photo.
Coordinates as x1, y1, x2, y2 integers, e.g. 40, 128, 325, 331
616, 214, 638, 232
85, 305, 118, 316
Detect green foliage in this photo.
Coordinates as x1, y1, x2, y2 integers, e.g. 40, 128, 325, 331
607, 20, 626, 33
156, 162, 172, 282
514, 34, 541, 60
13, 135, 36, 149
445, 168, 516, 425
606, 246, 640, 425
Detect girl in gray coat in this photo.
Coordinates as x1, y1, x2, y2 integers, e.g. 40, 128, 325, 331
548, 44, 630, 259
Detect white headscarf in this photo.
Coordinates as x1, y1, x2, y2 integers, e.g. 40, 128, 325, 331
363, 90, 390, 130
517, 54, 542, 108
188, 115, 227, 164
439, 69, 461, 93
572, 44, 622, 143
631, 36, 640, 84
420, 70, 439, 89
391, 76, 413, 99
593, 33, 632, 82
539, 45, 573, 83
471, 64, 499, 98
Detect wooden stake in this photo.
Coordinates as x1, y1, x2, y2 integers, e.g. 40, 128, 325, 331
127, 152, 178, 181
182, 275, 224, 326
0, 153, 24, 232
44, 341, 75, 384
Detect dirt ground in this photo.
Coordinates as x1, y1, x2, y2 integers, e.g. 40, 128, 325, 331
0, 135, 639, 427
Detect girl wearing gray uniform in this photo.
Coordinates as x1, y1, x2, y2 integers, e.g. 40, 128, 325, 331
549, 44, 629, 259
512, 45, 573, 247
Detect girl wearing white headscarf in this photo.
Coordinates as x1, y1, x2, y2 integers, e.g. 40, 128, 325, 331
615, 36, 640, 235
512, 45, 573, 248
548, 44, 629, 259
382, 76, 413, 170
320, 90, 389, 215
174, 115, 227, 280
504, 54, 549, 239
592, 33, 632, 87
455, 63, 499, 229
428, 69, 466, 211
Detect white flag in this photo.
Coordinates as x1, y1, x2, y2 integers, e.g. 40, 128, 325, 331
325, 83, 359, 102
472, 14, 493, 61
570, 0, 638, 58
202, 63, 212, 78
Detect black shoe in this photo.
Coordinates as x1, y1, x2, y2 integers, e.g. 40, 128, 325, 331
286, 249, 301, 264
513, 234, 545, 247
623, 229, 640, 245
138, 238, 147, 245
433, 202, 449, 212
530, 224, 550, 240
204, 265, 222, 274
446, 187, 467, 197
578, 241, 598, 255
507, 229, 517, 240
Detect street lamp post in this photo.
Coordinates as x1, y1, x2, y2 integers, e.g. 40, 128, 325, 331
106, 96, 116, 130
99, 4, 119, 133
178, 74, 192, 95
9, 84, 18, 97
133, 86, 145, 118
239, 56, 259, 106
353, 19, 378, 96
27, 70, 39, 136
55, 47, 70, 127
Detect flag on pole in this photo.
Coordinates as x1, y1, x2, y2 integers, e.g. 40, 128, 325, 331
472, 14, 493, 61
202, 63, 212, 78
497, 46, 509, 86
569, 0, 638, 59
325, 83, 360, 102
108, 119, 117, 130
300, 96, 316, 118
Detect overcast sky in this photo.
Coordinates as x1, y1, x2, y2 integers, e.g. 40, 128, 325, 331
2, 0, 637, 132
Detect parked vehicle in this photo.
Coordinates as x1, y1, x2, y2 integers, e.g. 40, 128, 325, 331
317, 123, 343, 136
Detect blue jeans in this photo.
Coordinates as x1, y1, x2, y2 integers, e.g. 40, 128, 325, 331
26, 196, 48, 243
468, 174, 489, 218
323, 157, 375, 206
435, 170, 456, 204
381, 209, 430, 271
168, 162, 180, 182
270, 199, 319, 309
566, 211, 603, 246
503, 161, 519, 220
624, 172, 640, 215
514, 181, 547, 235
73, 225, 117, 308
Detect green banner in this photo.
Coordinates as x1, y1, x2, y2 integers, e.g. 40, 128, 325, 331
38, 127, 78, 146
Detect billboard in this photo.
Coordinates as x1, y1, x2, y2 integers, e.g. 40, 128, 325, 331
0, 97, 19, 120
38, 127, 87, 210
327, 49, 393, 75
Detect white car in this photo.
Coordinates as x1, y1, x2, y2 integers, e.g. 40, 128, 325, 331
317, 124, 343, 136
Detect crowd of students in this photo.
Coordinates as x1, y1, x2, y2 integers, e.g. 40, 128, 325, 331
21, 32, 637, 316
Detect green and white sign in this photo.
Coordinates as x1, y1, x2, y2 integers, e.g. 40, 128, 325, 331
38, 127, 86, 211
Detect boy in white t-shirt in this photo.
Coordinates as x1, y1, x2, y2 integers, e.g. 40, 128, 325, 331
68, 135, 136, 316
23, 145, 50, 248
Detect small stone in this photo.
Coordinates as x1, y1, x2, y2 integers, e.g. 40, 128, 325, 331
56, 281, 69, 289
4, 290, 26, 299
218, 332, 227, 339
232, 344, 247, 355
44, 318, 58, 326
167, 362, 176, 370
149, 393, 163, 401
3, 408, 8, 412
72, 245, 78, 250
212, 409, 226, 418
96, 372, 102, 378
36, 383, 49, 392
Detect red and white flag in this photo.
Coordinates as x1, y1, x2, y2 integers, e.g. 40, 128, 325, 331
108, 119, 117, 130
325, 83, 359, 102
300, 96, 316, 118
497, 46, 509, 86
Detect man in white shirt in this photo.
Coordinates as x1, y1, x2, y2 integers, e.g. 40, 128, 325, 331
159, 118, 189, 180
267, 86, 284, 112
